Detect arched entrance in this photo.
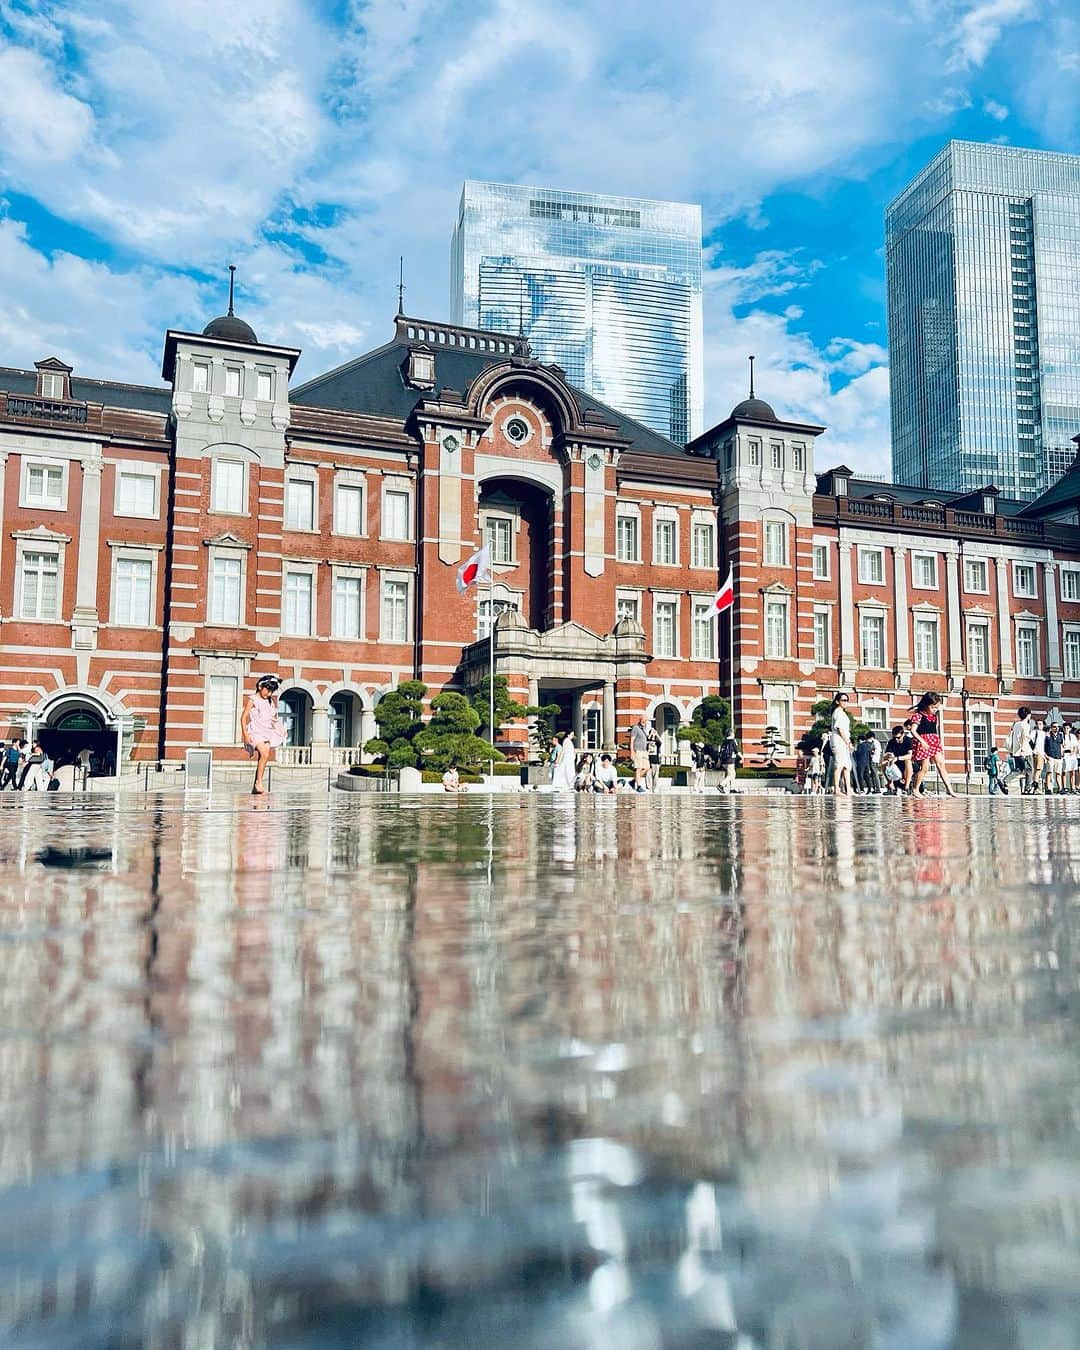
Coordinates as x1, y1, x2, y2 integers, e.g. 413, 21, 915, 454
477, 476, 553, 630
655, 703, 681, 762
37, 696, 116, 774
279, 688, 313, 747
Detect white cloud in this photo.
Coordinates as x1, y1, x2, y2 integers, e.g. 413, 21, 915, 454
983, 97, 1010, 119
0, 46, 94, 165
945, 0, 1037, 70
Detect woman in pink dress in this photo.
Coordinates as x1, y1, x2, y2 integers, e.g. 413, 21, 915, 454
241, 675, 287, 795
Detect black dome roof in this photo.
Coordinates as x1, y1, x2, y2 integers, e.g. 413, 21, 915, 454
203, 313, 258, 343
730, 396, 777, 423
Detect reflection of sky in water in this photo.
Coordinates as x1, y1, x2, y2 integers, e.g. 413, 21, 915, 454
1, 793, 1080, 1347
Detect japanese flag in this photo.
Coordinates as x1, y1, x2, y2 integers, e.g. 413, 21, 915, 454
456, 544, 492, 594
708, 565, 735, 617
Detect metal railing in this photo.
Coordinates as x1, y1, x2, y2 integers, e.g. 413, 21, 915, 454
7, 395, 88, 424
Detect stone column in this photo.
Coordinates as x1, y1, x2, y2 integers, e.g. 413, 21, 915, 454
571, 692, 583, 745
995, 558, 1015, 690
310, 705, 331, 766
359, 706, 376, 760
892, 544, 911, 689
837, 542, 856, 684
945, 550, 964, 688
602, 679, 616, 751
72, 452, 103, 651
1044, 561, 1062, 691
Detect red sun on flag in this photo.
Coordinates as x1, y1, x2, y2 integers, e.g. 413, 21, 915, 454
709, 565, 734, 616
456, 544, 492, 595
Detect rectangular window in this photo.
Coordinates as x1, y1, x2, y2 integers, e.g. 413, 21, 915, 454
40, 372, 64, 399
964, 557, 988, 593
383, 489, 410, 540
966, 622, 990, 674
381, 578, 409, 642
654, 599, 677, 657
692, 601, 715, 659
765, 698, 791, 751
333, 575, 362, 640
764, 598, 788, 658
860, 612, 885, 668
478, 598, 518, 640
764, 520, 787, 566
970, 710, 992, 768
206, 676, 238, 745
334, 483, 364, 536
20, 550, 60, 620
1016, 625, 1038, 677
256, 370, 273, 402
283, 571, 313, 636
285, 478, 316, 531
616, 594, 640, 624
113, 557, 153, 626
654, 517, 677, 566
812, 543, 830, 580
486, 516, 514, 564
862, 706, 887, 733
858, 547, 885, 584
912, 553, 938, 588
1064, 630, 1080, 680
1013, 563, 1037, 598
914, 616, 939, 671
770, 443, 783, 469
209, 556, 242, 625
616, 513, 640, 561
748, 440, 761, 466
1062, 568, 1080, 602
813, 609, 830, 666
792, 445, 805, 471
116, 470, 157, 517
224, 366, 243, 398
25, 463, 64, 507
211, 460, 245, 514
191, 360, 209, 393
691, 521, 714, 569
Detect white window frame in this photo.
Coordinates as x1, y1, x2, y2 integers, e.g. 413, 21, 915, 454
256, 368, 274, 402
224, 364, 244, 398
653, 513, 678, 567
483, 511, 516, 565
1061, 567, 1080, 603
333, 473, 366, 537
769, 442, 783, 470
615, 590, 641, 625
691, 598, 716, 660
1015, 623, 1039, 678
282, 564, 316, 637
205, 674, 240, 746
965, 618, 991, 674
15, 538, 65, 622
331, 566, 365, 641
39, 371, 65, 400
380, 572, 412, 643
812, 606, 831, 666
210, 458, 247, 515
381, 483, 412, 541
859, 608, 887, 669
690, 515, 715, 570
110, 550, 156, 628
20, 457, 68, 511
208, 550, 245, 626
862, 704, 888, 734
1063, 627, 1080, 680
615, 508, 641, 562
284, 475, 318, 533
478, 592, 521, 640
792, 444, 806, 472
653, 594, 679, 658
765, 696, 792, 750
191, 359, 210, 394
913, 614, 940, 672
970, 709, 993, 768
858, 546, 886, 586
747, 438, 761, 466
113, 464, 159, 519
1012, 561, 1038, 599
763, 595, 789, 659
812, 540, 830, 580
964, 557, 989, 594
763, 519, 788, 567
911, 552, 938, 590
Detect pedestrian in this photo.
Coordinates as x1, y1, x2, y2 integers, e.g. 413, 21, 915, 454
1066, 724, 1080, 793
1005, 707, 1033, 794
909, 692, 958, 797
575, 752, 596, 792
0, 739, 21, 789
646, 723, 662, 792
552, 729, 577, 791
18, 741, 46, 791
240, 674, 287, 795
629, 716, 650, 793
1044, 723, 1065, 793
806, 745, 825, 794
829, 692, 854, 796
882, 752, 903, 794
717, 733, 741, 793
853, 733, 874, 794
593, 753, 619, 794
822, 735, 834, 792
1031, 717, 1047, 793
441, 761, 467, 793
885, 723, 915, 792
690, 742, 707, 793
985, 745, 1008, 796
547, 733, 562, 783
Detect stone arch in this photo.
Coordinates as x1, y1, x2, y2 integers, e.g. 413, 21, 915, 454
466, 363, 584, 438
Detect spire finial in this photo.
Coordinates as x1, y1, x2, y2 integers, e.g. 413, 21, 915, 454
748, 354, 756, 400
227, 264, 236, 318
397, 256, 406, 316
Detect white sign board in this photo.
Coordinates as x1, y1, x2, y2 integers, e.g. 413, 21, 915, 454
184, 748, 213, 790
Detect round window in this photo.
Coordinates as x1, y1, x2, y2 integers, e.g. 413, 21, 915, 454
505, 416, 530, 444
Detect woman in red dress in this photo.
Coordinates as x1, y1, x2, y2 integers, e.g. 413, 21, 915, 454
909, 692, 958, 797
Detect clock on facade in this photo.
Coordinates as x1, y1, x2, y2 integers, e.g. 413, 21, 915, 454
504, 416, 530, 444
442, 433, 460, 454
587, 453, 602, 472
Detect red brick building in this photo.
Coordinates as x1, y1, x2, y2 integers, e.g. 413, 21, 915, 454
2, 304, 1080, 778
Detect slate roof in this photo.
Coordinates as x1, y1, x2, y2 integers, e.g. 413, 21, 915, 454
291, 317, 687, 458
1021, 456, 1080, 518
824, 469, 1030, 517
0, 366, 171, 415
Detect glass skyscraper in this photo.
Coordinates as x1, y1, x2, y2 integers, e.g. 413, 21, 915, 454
451, 181, 703, 442
887, 141, 1080, 501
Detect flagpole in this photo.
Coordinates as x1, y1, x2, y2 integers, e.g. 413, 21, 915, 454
728, 599, 735, 742
488, 573, 496, 786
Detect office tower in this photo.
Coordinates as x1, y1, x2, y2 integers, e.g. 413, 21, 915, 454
451, 181, 703, 442
887, 140, 1080, 501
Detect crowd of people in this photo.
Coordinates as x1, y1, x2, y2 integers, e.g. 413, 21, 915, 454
809, 691, 957, 797
0, 739, 62, 792
993, 707, 1080, 795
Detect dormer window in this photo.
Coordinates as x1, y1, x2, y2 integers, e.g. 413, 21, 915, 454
34, 358, 72, 401
404, 345, 435, 390
40, 372, 64, 399
982, 494, 996, 515
835, 477, 847, 497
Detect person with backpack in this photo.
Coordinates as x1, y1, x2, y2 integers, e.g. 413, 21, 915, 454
717, 734, 741, 794
1, 740, 22, 790
18, 741, 47, 791
985, 745, 1008, 796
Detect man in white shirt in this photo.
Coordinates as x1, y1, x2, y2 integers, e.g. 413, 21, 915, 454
1030, 718, 1047, 793
593, 754, 619, 794
1006, 707, 1033, 794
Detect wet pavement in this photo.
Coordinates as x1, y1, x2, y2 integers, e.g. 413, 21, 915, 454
1, 789, 1080, 1348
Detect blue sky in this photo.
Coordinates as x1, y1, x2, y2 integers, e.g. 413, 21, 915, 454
0, 0, 1077, 474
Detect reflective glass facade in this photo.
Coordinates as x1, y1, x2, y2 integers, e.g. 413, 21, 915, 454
887, 141, 1080, 500
451, 181, 703, 441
